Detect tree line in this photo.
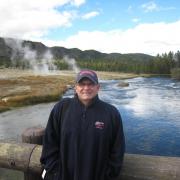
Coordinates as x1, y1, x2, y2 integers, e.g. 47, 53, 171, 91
55, 51, 180, 75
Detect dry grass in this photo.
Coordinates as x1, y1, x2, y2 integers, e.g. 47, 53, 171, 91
97, 71, 152, 80
0, 69, 75, 112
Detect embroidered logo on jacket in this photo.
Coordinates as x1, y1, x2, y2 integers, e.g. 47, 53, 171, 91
95, 121, 104, 129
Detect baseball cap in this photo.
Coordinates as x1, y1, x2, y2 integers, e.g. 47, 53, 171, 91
76, 69, 98, 84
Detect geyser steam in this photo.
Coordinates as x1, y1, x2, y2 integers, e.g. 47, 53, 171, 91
63, 55, 80, 73
4, 38, 57, 74
4, 38, 81, 74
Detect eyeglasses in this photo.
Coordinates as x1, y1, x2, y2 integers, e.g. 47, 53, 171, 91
77, 82, 96, 88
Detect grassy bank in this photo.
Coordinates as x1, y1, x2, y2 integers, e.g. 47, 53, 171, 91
0, 69, 158, 113
96, 71, 154, 80
0, 71, 74, 112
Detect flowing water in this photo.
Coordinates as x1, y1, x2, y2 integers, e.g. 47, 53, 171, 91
0, 76, 180, 179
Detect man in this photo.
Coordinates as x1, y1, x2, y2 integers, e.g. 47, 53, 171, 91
40, 69, 125, 180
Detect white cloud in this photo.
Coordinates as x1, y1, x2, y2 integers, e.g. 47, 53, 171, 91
71, 0, 85, 7
1, 0, 179, 56
0, 0, 84, 39
82, 11, 100, 19
43, 20, 180, 56
132, 18, 140, 23
141, 1, 158, 12
140, 1, 176, 13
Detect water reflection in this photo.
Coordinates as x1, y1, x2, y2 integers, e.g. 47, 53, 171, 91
114, 77, 180, 156
124, 77, 180, 125
0, 103, 55, 142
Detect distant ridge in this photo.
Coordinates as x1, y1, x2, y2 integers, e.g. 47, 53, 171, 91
0, 37, 154, 67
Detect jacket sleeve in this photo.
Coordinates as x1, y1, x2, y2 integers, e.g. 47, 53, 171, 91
40, 102, 62, 173
106, 108, 125, 180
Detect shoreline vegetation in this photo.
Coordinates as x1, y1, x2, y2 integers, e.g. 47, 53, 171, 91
0, 68, 169, 113
171, 68, 180, 80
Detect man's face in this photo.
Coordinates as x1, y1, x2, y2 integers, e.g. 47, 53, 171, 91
75, 78, 100, 104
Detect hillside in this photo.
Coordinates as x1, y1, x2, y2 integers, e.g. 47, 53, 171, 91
0, 37, 154, 68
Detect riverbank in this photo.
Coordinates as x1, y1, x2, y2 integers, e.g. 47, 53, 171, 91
0, 69, 75, 112
0, 69, 156, 112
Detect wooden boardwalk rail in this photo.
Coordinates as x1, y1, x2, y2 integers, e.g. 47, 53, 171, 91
0, 127, 180, 180
0, 142, 180, 180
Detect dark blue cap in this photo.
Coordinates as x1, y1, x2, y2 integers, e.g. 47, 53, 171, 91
76, 69, 98, 84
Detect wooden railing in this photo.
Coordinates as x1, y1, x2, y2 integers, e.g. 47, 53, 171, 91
0, 127, 180, 180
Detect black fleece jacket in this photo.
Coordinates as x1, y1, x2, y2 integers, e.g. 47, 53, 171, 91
40, 95, 125, 180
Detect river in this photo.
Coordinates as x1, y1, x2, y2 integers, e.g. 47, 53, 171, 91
63, 76, 180, 156
0, 76, 180, 179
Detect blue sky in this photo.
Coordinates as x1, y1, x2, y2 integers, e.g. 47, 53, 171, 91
0, 0, 180, 55
48, 0, 180, 40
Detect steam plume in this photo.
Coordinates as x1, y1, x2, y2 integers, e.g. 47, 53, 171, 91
4, 38, 57, 74
63, 55, 80, 73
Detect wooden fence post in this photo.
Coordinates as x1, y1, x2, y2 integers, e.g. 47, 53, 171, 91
22, 126, 45, 180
